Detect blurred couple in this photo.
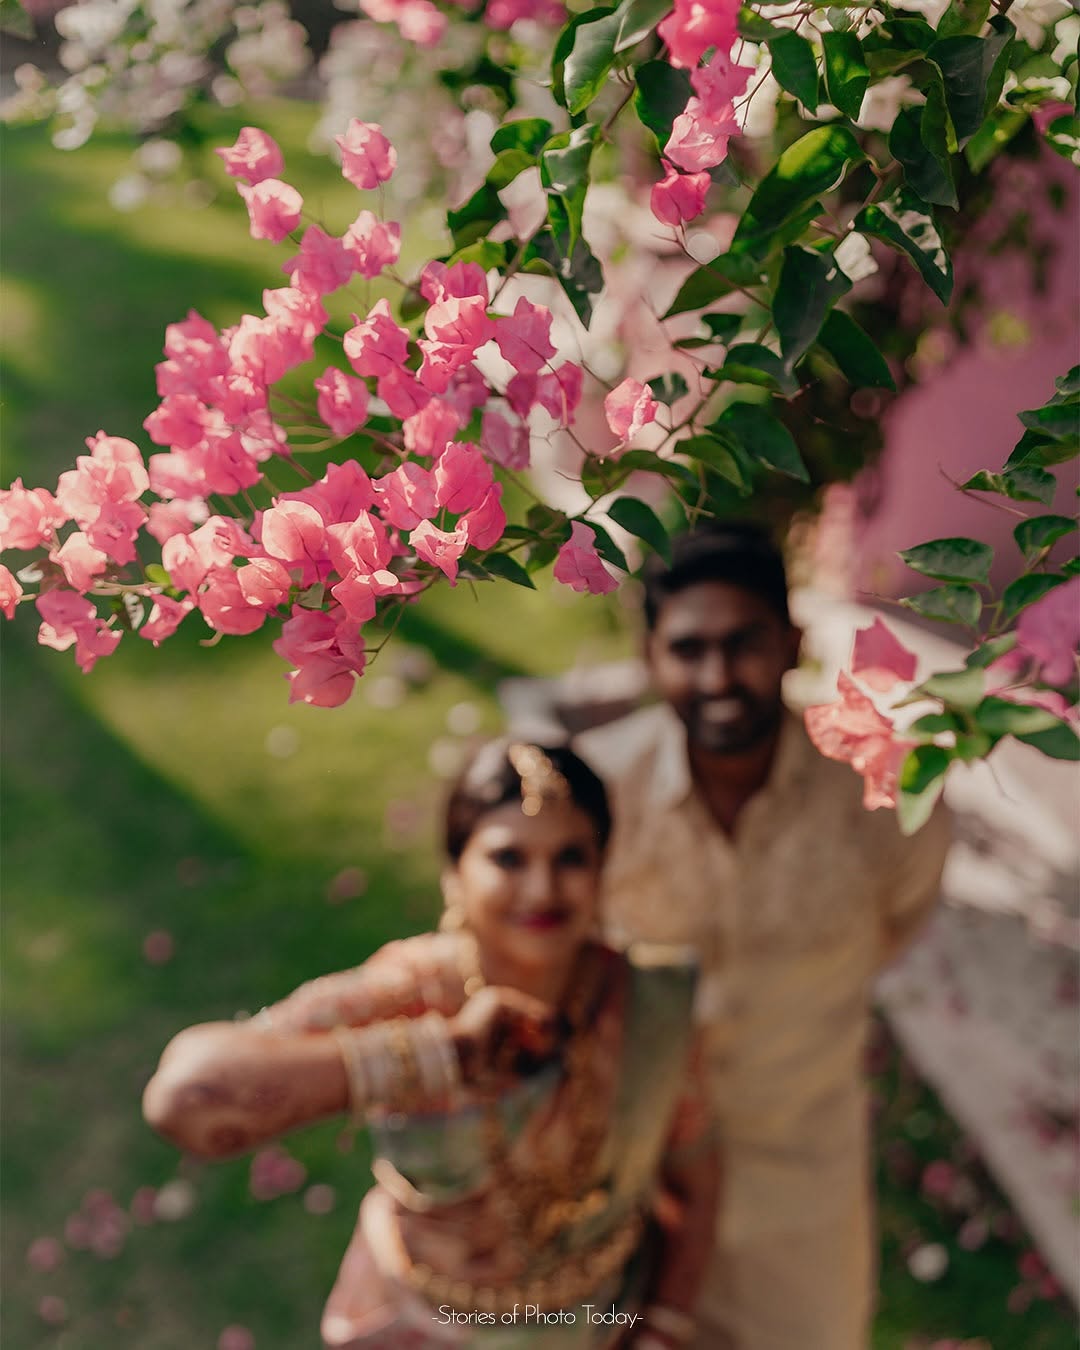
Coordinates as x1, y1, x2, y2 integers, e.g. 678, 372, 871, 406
145, 523, 950, 1350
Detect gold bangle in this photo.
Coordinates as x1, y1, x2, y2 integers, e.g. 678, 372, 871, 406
387, 1017, 422, 1108
332, 1026, 370, 1123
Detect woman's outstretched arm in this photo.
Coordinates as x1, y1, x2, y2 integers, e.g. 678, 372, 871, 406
143, 1022, 348, 1159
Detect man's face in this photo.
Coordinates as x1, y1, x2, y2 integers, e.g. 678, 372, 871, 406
646, 580, 800, 754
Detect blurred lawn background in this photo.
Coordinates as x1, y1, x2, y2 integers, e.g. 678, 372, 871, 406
2, 103, 1076, 1349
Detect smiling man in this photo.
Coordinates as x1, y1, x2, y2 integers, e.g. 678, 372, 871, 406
576, 522, 951, 1350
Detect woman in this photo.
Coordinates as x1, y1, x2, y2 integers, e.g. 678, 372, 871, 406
144, 742, 717, 1349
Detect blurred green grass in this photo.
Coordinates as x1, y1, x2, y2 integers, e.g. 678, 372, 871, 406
1, 108, 1076, 1349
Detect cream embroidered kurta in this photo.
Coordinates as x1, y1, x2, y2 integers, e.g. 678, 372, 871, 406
576, 704, 951, 1350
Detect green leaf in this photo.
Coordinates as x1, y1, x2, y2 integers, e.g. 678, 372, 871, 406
1001, 572, 1068, 622
1063, 556, 1080, 577
768, 31, 821, 110
540, 123, 598, 197
900, 536, 993, 583
965, 107, 1027, 172
822, 32, 870, 119
889, 105, 958, 208
634, 60, 694, 148
817, 309, 896, 390
647, 372, 690, 406
937, 0, 990, 39
908, 711, 966, 737
677, 434, 745, 487
447, 182, 506, 248
608, 496, 672, 561
488, 148, 536, 190
730, 125, 865, 259
707, 342, 798, 394
491, 118, 552, 156
882, 15, 938, 51
447, 239, 508, 272
563, 8, 622, 115
0, 0, 33, 38
975, 696, 1064, 737
710, 402, 809, 481
963, 466, 1058, 504
674, 312, 744, 349
1018, 397, 1080, 441
1016, 721, 1080, 760
900, 584, 982, 625
614, 0, 672, 51
1057, 366, 1080, 397
773, 245, 853, 374
964, 633, 1017, 668
897, 745, 951, 835
1003, 428, 1078, 469
930, 26, 1015, 144
739, 4, 781, 41
1013, 514, 1076, 561
856, 190, 953, 303
587, 520, 630, 572
1044, 112, 1080, 165
917, 666, 987, 709
480, 552, 537, 589
525, 220, 604, 325
616, 448, 700, 488
664, 252, 763, 317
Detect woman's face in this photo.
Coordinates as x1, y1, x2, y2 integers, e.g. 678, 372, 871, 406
446, 797, 604, 974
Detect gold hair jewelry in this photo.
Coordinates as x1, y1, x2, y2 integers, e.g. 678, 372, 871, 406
506, 743, 570, 817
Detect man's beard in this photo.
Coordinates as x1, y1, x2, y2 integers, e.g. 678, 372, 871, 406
683, 692, 783, 755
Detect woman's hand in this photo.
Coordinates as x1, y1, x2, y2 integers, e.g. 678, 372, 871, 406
447, 986, 563, 1088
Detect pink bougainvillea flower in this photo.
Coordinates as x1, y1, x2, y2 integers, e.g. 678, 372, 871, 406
420, 259, 490, 305
143, 392, 211, 451
86, 499, 147, 565
344, 299, 410, 378
0, 562, 23, 620
665, 97, 740, 173
335, 120, 397, 190
658, 0, 740, 69
851, 616, 918, 692
442, 364, 491, 420
534, 362, 584, 425
1032, 100, 1075, 135
553, 521, 619, 596
259, 500, 328, 575
342, 210, 401, 280
142, 930, 175, 964
985, 646, 1074, 719
217, 1326, 256, 1350
326, 511, 393, 578
461, 483, 507, 550
281, 461, 377, 528
403, 399, 463, 459
283, 225, 355, 296
0, 479, 64, 550
273, 605, 366, 706
481, 409, 530, 470
199, 568, 268, 636
237, 180, 303, 244
236, 557, 292, 612
56, 432, 149, 527
434, 440, 492, 515
215, 128, 284, 184
52, 531, 109, 591
36, 590, 121, 672
27, 1236, 64, 1274
418, 294, 494, 391
804, 672, 915, 810
377, 366, 432, 420
650, 159, 711, 226
410, 519, 468, 582
493, 296, 556, 377
691, 49, 754, 111
486, 0, 564, 25
374, 461, 437, 530
314, 367, 370, 440
139, 596, 194, 645
605, 378, 660, 442
361, 0, 448, 45
1016, 576, 1080, 687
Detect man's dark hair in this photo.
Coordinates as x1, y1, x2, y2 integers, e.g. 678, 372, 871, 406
641, 521, 791, 629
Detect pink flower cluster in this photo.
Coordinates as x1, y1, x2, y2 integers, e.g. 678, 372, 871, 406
805, 618, 919, 810
650, 2, 752, 227
0, 125, 605, 707
354, 0, 565, 48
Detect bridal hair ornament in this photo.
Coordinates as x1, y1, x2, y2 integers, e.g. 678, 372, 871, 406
507, 743, 570, 817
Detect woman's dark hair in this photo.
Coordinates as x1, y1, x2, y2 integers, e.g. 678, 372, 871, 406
444, 740, 612, 861
642, 521, 791, 629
